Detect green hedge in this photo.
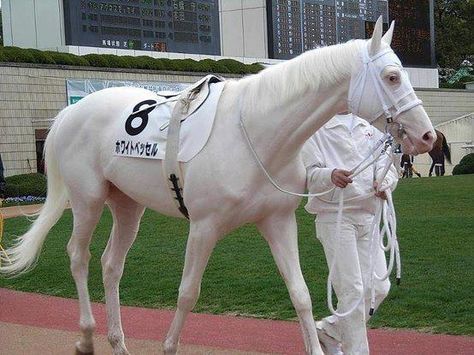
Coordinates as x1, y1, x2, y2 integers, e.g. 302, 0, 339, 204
452, 153, 474, 175
3, 173, 47, 198
0, 46, 263, 74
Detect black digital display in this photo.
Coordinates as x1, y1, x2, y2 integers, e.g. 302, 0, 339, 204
63, 0, 220, 55
267, 0, 435, 67
388, 0, 435, 67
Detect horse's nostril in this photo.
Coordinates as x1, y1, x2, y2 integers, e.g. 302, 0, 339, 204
423, 131, 434, 142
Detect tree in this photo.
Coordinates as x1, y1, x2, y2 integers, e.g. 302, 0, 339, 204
434, 0, 474, 68
0, 9, 3, 46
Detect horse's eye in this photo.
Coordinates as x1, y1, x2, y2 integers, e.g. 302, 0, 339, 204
389, 75, 399, 83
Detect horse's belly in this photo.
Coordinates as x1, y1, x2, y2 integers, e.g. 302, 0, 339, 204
104, 156, 184, 218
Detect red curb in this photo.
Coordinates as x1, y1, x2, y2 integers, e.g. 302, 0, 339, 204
0, 288, 303, 353
368, 328, 474, 355
1, 288, 473, 354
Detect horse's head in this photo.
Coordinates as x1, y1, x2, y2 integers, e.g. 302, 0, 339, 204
348, 17, 436, 155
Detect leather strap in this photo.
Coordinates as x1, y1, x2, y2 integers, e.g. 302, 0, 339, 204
164, 94, 190, 219
163, 75, 224, 218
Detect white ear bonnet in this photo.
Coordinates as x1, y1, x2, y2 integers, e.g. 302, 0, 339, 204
348, 44, 422, 123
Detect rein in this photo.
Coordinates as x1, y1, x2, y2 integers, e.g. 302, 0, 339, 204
239, 116, 402, 319
326, 150, 401, 318
238, 44, 416, 318
239, 114, 391, 199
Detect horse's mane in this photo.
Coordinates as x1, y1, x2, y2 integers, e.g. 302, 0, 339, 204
239, 39, 365, 117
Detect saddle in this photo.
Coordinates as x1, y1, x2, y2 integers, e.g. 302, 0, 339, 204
163, 74, 224, 219
114, 74, 225, 218
157, 75, 223, 119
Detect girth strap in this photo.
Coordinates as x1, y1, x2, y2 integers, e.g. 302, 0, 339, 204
164, 93, 190, 219
163, 75, 223, 219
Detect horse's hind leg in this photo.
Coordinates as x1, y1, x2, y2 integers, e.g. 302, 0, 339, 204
101, 186, 145, 355
163, 221, 220, 354
257, 213, 323, 355
67, 182, 109, 355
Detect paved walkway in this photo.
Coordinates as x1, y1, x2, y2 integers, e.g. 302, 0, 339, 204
0, 203, 44, 219
1, 288, 473, 354
1, 207, 473, 353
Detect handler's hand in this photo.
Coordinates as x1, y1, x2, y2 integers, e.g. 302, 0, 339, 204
373, 181, 387, 200
331, 169, 353, 188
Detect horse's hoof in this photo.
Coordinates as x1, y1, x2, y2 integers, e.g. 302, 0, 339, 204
75, 350, 94, 355
75, 342, 94, 355
163, 339, 178, 355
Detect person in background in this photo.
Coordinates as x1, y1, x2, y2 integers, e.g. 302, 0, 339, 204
400, 154, 421, 178
0, 153, 6, 200
302, 112, 399, 355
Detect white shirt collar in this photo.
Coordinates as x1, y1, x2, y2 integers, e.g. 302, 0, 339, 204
325, 114, 367, 130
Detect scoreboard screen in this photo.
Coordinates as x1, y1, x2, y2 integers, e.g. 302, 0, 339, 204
63, 0, 220, 55
388, 0, 435, 67
266, 0, 304, 60
267, 0, 435, 67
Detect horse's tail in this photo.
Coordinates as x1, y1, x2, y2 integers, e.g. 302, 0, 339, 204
0, 110, 69, 276
442, 134, 451, 164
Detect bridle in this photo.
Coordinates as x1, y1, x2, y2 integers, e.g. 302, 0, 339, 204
238, 44, 411, 317
239, 44, 419, 199
347, 45, 423, 139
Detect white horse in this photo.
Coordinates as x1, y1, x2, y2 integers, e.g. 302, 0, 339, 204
1, 19, 434, 355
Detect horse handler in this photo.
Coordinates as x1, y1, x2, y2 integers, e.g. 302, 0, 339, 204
302, 112, 399, 355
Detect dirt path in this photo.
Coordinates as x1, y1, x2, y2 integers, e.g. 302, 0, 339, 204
0, 288, 472, 354
1, 206, 473, 353
0, 204, 44, 219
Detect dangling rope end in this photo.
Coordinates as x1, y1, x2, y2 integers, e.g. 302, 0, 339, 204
0, 210, 11, 266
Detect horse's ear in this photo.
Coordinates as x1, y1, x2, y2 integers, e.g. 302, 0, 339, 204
369, 16, 383, 56
382, 20, 395, 45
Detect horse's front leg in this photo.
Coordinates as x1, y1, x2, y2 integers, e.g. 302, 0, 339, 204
257, 212, 323, 355
163, 221, 220, 355
101, 189, 145, 355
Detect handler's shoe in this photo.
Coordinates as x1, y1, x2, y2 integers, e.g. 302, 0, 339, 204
316, 321, 343, 355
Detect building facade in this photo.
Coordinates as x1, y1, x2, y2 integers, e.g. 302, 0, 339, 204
0, 63, 472, 178
2, 0, 438, 87
5, 1, 471, 179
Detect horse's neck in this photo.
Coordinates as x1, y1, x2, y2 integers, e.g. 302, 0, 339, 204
240, 41, 362, 165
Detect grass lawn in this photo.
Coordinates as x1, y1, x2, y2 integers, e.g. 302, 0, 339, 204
1, 175, 473, 335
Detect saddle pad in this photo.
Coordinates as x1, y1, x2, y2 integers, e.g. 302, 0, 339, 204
114, 81, 225, 162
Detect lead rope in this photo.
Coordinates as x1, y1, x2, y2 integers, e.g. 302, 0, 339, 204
326, 145, 401, 318
239, 116, 401, 318
325, 143, 389, 317
239, 115, 391, 198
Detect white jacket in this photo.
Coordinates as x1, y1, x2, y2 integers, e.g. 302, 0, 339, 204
302, 114, 398, 224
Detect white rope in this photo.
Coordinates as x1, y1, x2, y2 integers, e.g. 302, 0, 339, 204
367, 187, 401, 315
326, 189, 364, 317
239, 114, 401, 319
324, 148, 402, 318
239, 115, 391, 198
387, 191, 402, 285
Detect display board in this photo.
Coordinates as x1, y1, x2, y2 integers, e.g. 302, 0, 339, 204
388, 0, 435, 67
63, 0, 220, 55
267, 0, 435, 67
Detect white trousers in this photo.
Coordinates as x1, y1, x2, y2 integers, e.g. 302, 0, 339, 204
316, 220, 390, 355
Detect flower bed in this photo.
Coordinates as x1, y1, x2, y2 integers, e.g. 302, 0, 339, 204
3, 196, 46, 205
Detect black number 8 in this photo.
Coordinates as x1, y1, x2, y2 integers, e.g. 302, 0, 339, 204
125, 99, 157, 136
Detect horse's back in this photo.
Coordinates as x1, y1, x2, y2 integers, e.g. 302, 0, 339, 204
54, 86, 158, 171
57, 86, 157, 137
